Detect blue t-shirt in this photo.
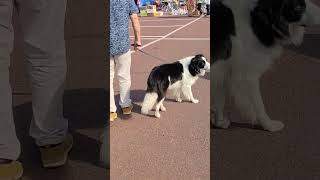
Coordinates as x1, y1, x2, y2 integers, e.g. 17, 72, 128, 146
110, 0, 139, 56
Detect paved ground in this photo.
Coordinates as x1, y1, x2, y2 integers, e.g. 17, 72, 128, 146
211, 16, 320, 180
110, 16, 210, 179
11, 0, 108, 179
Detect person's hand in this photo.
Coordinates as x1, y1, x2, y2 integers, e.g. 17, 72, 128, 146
134, 41, 142, 50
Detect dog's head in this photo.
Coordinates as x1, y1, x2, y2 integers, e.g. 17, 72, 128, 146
251, 0, 320, 46
189, 54, 210, 76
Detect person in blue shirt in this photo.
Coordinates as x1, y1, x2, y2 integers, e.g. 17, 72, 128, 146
110, 0, 142, 121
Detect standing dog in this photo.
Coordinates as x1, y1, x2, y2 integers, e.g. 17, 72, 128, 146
211, 0, 320, 132
141, 54, 210, 118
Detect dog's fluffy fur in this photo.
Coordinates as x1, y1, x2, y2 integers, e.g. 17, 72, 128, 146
211, 0, 320, 132
141, 54, 210, 118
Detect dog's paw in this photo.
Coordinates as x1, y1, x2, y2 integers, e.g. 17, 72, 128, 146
160, 106, 166, 111
263, 120, 284, 132
176, 97, 182, 103
214, 118, 231, 129
155, 112, 161, 118
191, 99, 199, 104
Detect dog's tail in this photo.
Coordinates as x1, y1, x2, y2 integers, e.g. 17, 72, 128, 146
141, 92, 158, 115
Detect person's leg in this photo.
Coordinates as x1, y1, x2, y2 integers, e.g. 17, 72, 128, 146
0, 1, 23, 178
17, 0, 67, 147
16, 0, 72, 168
110, 56, 118, 121
115, 51, 132, 112
0, 0, 21, 162
197, 3, 202, 15
196, 3, 200, 13
110, 56, 116, 112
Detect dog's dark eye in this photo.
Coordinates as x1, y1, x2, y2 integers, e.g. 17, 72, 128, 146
294, 5, 305, 14
199, 61, 205, 68
282, 0, 306, 23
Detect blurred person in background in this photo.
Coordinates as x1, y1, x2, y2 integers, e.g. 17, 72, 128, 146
187, 0, 196, 16
205, 0, 210, 16
196, 0, 204, 15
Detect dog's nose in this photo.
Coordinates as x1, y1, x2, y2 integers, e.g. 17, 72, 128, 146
295, 5, 306, 13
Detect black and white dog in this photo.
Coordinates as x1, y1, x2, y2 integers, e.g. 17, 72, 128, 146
211, 0, 320, 132
141, 54, 210, 118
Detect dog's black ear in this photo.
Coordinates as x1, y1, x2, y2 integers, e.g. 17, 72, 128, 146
189, 56, 204, 76
189, 60, 200, 76
251, 6, 276, 46
212, 1, 236, 62
251, 0, 290, 46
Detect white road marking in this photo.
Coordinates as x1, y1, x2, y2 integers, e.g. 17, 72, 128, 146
130, 37, 210, 41
131, 16, 203, 54
139, 18, 196, 22
130, 35, 164, 38
129, 25, 184, 28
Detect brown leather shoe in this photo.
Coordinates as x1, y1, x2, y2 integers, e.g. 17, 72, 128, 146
121, 104, 133, 115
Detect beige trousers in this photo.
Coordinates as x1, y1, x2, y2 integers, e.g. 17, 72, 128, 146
110, 50, 132, 112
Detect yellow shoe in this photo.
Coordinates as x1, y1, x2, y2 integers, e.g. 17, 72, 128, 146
0, 161, 23, 180
121, 104, 133, 115
110, 112, 117, 121
40, 133, 73, 168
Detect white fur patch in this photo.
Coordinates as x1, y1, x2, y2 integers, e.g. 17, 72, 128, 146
141, 92, 158, 115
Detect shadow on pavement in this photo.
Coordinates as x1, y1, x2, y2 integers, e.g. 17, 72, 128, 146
13, 89, 108, 180
114, 90, 145, 119
115, 89, 145, 104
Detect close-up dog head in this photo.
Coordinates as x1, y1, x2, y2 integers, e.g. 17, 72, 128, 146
189, 54, 210, 76
251, 0, 320, 46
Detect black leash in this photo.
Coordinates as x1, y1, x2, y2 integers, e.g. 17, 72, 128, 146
137, 49, 167, 62
132, 44, 167, 62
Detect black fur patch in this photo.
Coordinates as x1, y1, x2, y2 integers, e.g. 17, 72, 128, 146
211, 0, 236, 62
282, 0, 306, 23
251, 0, 306, 47
146, 62, 184, 102
189, 54, 206, 76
